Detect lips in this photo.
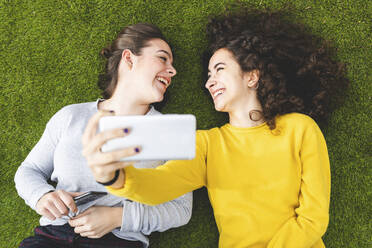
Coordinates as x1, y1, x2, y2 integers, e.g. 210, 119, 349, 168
211, 88, 225, 100
155, 76, 171, 88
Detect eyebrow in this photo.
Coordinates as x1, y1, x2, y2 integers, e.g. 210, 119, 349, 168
156, 50, 172, 60
208, 62, 226, 73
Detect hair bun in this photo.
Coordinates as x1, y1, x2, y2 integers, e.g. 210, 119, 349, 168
100, 47, 112, 59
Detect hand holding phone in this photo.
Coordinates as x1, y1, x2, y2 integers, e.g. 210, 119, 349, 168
99, 114, 196, 161
73, 191, 108, 207
36, 190, 80, 221
81, 112, 196, 185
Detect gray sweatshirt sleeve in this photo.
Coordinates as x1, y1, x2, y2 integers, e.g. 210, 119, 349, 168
120, 192, 192, 234
14, 108, 69, 210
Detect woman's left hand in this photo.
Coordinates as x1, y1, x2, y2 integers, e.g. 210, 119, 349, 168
68, 206, 122, 238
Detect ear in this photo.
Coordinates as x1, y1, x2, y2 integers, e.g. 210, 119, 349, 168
244, 69, 260, 89
121, 49, 134, 69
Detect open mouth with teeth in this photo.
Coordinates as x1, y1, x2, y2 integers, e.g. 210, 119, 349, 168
156, 76, 170, 88
212, 88, 225, 100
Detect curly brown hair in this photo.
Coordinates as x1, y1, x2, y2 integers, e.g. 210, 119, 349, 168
205, 9, 349, 129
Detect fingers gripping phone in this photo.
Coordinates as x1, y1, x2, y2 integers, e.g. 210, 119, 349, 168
99, 114, 196, 161
73, 191, 107, 207
68, 191, 108, 218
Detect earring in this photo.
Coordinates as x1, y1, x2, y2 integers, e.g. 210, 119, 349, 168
249, 110, 263, 121
253, 82, 259, 90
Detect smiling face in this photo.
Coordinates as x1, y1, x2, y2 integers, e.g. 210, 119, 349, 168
206, 48, 251, 112
117, 38, 177, 104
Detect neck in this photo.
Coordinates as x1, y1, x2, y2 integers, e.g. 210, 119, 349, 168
228, 93, 264, 128
99, 76, 152, 115
99, 95, 150, 116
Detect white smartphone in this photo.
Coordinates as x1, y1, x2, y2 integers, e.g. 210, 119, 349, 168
99, 114, 196, 161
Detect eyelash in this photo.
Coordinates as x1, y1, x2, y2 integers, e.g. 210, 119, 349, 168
159, 56, 167, 62
207, 67, 225, 79
207, 67, 224, 79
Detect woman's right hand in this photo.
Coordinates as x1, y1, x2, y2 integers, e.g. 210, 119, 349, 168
36, 190, 80, 220
82, 111, 138, 184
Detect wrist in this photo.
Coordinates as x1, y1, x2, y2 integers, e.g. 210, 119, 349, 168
96, 170, 120, 186
110, 169, 125, 189
111, 207, 123, 228
36, 190, 54, 207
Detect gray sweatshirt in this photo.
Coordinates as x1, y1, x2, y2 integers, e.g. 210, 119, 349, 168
14, 101, 192, 247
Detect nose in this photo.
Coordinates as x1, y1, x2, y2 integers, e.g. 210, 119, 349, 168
167, 65, 177, 77
205, 77, 216, 89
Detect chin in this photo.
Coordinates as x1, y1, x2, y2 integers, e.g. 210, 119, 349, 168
214, 103, 225, 112
153, 94, 164, 103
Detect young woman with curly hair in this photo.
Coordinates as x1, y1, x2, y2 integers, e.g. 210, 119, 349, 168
83, 9, 348, 248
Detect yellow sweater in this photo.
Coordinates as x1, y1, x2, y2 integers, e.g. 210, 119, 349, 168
107, 113, 330, 248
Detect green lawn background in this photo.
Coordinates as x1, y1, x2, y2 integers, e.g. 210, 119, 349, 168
0, 0, 370, 247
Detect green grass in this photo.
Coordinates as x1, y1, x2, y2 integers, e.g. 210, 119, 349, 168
1, 0, 370, 247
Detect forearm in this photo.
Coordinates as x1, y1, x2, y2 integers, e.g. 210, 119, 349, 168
107, 164, 203, 206
14, 109, 65, 210
120, 192, 192, 234
268, 118, 330, 247
111, 207, 124, 228
267, 214, 328, 248
15, 163, 55, 210
106, 131, 207, 205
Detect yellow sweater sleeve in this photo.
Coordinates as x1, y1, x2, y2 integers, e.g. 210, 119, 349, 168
268, 119, 330, 248
106, 130, 208, 205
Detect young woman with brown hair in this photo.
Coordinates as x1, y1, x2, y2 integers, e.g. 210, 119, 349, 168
15, 23, 192, 248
